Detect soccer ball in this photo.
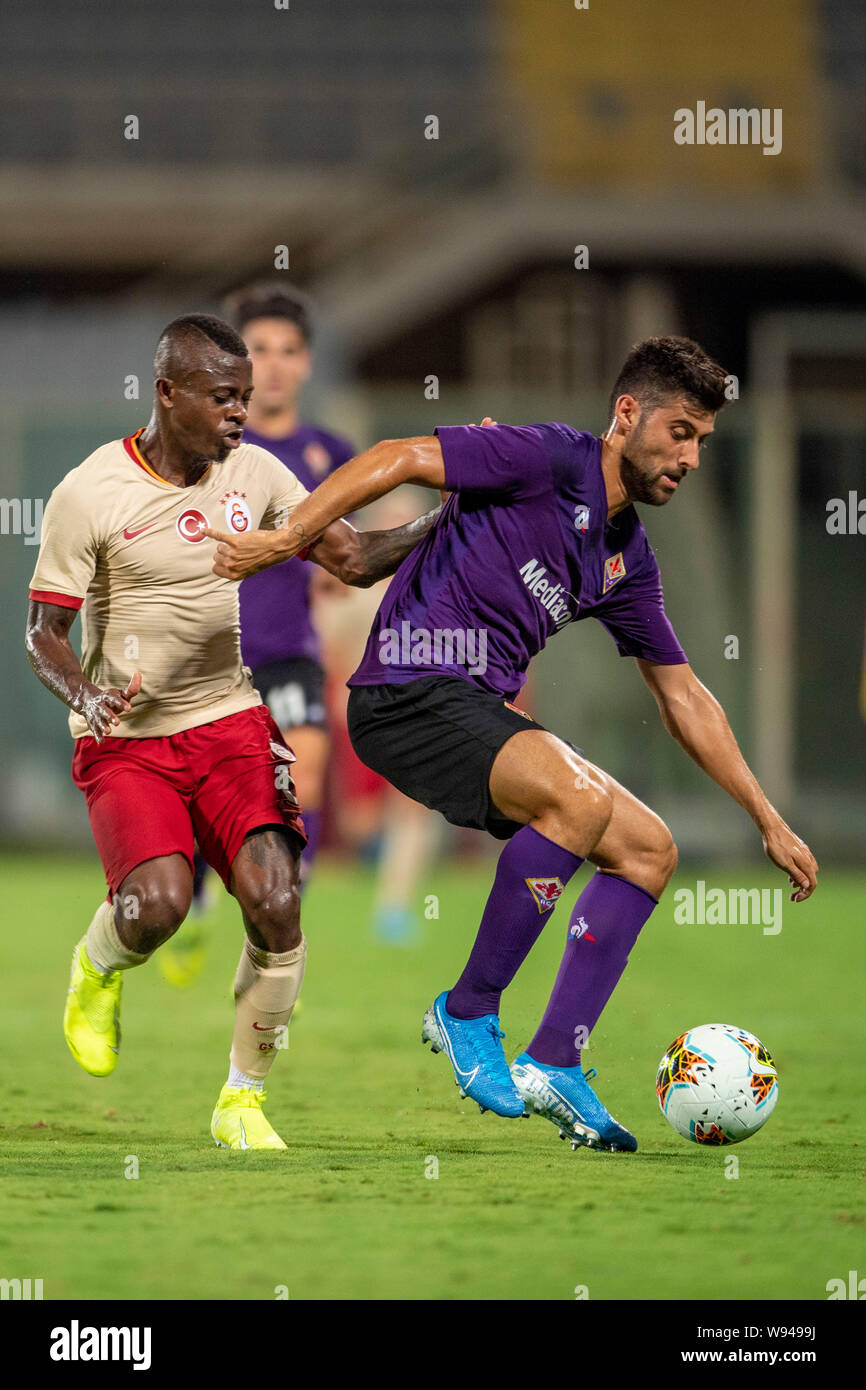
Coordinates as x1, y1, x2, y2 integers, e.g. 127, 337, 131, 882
656, 1023, 779, 1145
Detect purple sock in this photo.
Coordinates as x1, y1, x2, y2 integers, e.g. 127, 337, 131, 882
300, 809, 322, 887
527, 872, 658, 1069
446, 825, 584, 1020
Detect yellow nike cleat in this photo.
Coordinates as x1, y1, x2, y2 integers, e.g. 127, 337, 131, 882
210, 1085, 287, 1150
63, 937, 122, 1076
156, 921, 208, 989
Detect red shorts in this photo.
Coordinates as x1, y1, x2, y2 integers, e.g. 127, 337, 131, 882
71, 705, 306, 894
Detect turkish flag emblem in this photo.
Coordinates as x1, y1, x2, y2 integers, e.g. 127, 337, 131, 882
176, 508, 208, 544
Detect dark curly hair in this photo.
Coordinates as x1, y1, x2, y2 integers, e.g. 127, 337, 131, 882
223, 281, 313, 344
608, 336, 728, 417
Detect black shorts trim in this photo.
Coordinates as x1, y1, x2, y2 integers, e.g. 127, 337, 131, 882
251, 656, 327, 732
347, 675, 575, 840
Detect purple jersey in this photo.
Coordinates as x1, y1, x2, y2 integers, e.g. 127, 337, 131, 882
349, 423, 687, 699
239, 423, 355, 668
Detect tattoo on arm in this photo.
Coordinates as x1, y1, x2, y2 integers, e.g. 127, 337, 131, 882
352, 506, 443, 586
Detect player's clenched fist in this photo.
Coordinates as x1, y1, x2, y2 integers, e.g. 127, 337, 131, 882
206, 527, 298, 580
72, 672, 142, 743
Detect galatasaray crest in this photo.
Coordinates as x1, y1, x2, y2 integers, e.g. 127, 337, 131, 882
221, 490, 253, 535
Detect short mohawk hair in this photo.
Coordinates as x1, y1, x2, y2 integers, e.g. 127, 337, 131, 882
154, 313, 249, 378
608, 336, 728, 417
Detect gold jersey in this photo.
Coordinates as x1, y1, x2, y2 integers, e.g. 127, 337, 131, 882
29, 429, 309, 739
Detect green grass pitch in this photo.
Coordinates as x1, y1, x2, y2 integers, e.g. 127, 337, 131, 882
0, 850, 863, 1301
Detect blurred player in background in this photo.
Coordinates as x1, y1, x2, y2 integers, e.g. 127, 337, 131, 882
25, 313, 439, 1148
160, 284, 356, 986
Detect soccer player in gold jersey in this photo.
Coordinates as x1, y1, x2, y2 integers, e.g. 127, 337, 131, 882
25, 313, 438, 1149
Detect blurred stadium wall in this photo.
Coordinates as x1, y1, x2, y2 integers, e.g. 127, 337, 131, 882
1, 1, 863, 858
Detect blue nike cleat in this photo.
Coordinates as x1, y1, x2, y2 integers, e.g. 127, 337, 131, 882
510, 1053, 638, 1152
421, 991, 526, 1118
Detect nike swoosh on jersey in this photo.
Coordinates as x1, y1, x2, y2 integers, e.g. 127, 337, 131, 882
122, 524, 155, 539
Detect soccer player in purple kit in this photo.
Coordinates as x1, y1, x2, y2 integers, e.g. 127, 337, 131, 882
208, 337, 819, 1153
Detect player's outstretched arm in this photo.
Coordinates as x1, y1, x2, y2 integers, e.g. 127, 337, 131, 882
302, 507, 443, 588
25, 600, 141, 743
636, 658, 818, 902
207, 437, 446, 580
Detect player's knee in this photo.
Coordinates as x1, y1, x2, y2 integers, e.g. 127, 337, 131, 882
661, 830, 678, 886
650, 821, 678, 893
243, 880, 301, 942
562, 776, 614, 840
146, 886, 189, 936
116, 882, 190, 951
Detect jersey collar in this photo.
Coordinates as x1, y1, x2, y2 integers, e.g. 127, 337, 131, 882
122, 428, 213, 488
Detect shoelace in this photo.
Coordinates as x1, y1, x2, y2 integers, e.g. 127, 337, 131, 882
83, 994, 119, 1031
476, 1020, 512, 1082
578, 1067, 629, 1135
228, 1088, 266, 1108
81, 970, 121, 1030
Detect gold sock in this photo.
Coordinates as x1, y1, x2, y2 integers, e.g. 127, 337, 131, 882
85, 900, 152, 973
229, 936, 307, 1081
